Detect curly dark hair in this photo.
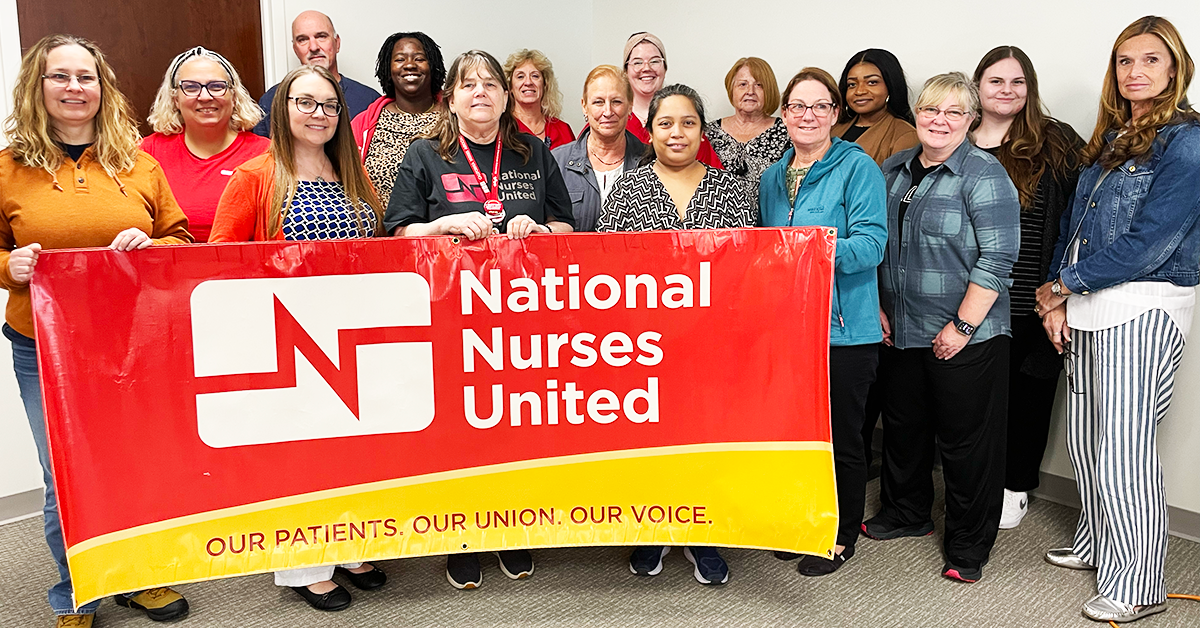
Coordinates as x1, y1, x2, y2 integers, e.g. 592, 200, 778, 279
373, 31, 445, 101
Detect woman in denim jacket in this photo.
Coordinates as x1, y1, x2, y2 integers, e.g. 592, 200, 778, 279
1036, 15, 1200, 624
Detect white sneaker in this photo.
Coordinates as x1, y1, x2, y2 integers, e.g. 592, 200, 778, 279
999, 489, 1028, 529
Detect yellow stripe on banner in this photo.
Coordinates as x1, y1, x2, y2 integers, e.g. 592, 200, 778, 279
67, 444, 836, 605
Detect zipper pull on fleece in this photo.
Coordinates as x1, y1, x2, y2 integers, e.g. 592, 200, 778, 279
839, 314, 845, 327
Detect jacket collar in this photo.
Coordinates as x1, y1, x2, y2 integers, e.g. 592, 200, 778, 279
901, 138, 972, 176
560, 127, 645, 174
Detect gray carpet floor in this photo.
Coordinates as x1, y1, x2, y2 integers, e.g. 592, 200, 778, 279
1, 478, 1198, 627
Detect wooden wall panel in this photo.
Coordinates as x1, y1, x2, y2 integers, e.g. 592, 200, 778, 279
16, 0, 265, 134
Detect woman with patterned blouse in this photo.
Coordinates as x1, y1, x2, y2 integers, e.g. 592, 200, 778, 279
351, 31, 445, 205
598, 84, 752, 232
706, 57, 788, 215
597, 85, 749, 587
210, 66, 387, 610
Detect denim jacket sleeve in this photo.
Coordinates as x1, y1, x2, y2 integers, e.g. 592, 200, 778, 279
966, 163, 1020, 293
1059, 124, 1200, 294
834, 156, 887, 275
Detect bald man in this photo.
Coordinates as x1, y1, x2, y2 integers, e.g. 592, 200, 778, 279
253, 10, 381, 136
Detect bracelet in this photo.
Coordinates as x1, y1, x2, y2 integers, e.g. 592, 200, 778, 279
541, 224, 552, 234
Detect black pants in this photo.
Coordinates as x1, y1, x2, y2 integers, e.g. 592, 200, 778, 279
1006, 313, 1061, 491
876, 336, 1009, 568
829, 344, 880, 549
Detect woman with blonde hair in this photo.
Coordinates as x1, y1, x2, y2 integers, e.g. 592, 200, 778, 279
1037, 15, 1200, 623
864, 72, 1019, 585
706, 57, 788, 215
504, 48, 575, 148
142, 46, 269, 241
1, 33, 192, 627
552, 64, 646, 231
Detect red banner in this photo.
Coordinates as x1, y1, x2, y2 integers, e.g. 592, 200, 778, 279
30, 228, 836, 605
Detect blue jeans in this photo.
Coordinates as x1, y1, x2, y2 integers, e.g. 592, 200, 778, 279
6, 323, 101, 615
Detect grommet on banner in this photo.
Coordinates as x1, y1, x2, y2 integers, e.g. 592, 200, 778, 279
461, 543, 469, 550
451, 237, 461, 244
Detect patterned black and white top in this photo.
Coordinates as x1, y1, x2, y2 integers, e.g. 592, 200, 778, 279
364, 107, 441, 205
705, 117, 789, 213
283, 180, 377, 241
596, 164, 754, 232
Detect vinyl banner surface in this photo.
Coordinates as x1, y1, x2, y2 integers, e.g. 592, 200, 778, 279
30, 228, 836, 606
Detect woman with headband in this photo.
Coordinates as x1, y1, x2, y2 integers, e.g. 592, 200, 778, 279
142, 46, 269, 242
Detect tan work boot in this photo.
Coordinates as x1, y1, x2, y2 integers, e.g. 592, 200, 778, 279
54, 614, 94, 627
114, 587, 190, 621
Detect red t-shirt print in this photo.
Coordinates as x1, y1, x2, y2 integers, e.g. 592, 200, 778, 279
441, 173, 489, 204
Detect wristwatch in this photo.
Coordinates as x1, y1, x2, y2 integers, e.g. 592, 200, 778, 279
952, 316, 976, 337
1050, 279, 1065, 298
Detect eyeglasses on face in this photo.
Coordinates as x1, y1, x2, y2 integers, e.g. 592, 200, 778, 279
42, 73, 98, 87
627, 57, 664, 71
916, 106, 971, 121
288, 96, 342, 116
177, 80, 229, 97
782, 101, 836, 117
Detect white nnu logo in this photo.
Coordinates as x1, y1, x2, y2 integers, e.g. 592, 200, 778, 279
190, 273, 435, 448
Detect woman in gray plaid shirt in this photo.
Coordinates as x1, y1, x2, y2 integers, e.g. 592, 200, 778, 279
860, 72, 1020, 585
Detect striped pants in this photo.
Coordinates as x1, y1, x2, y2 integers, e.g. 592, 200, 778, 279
1066, 309, 1185, 605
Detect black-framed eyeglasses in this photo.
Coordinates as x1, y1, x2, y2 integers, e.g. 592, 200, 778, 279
916, 106, 971, 122
177, 80, 229, 97
782, 101, 835, 117
42, 73, 98, 87
288, 96, 342, 116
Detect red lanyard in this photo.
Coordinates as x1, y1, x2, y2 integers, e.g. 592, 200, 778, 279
458, 134, 505, 223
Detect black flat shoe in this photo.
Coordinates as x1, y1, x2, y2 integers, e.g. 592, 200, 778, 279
290, 583, 351, 611
336, 564, 387, 590
797, 546, 854, 577
773, 551, 801, 560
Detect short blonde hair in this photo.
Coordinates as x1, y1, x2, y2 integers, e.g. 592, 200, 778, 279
582, 64, 632, 102
503, 49, 564, 119
914, 71, 979, 117
148, 47, 263, 135
724, 57, 780, 115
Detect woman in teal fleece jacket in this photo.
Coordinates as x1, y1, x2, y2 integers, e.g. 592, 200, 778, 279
759, 67, 887, 576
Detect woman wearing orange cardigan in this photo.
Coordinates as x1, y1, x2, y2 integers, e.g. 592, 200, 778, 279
210, 65, 386, 612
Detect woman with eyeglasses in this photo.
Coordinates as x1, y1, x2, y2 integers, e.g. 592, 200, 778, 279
209, 65, 387, 611
706, 57, 788, 218
863, 72, 1019, 585
621, 32, 723, 169
504, 49, 575, 149
2, 34, 192, 627
598, 84, 751, 586
1036, 16, 1200, 623
969, 46, 1084, 531
758, 67, 886, 576
142, 47, 269, 242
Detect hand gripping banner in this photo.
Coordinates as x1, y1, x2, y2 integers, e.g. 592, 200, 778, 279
30, 228, 836, 606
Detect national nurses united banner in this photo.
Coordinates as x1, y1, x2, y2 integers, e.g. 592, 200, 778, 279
30, 228, 836, 606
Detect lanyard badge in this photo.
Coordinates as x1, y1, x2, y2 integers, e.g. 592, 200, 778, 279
458, 134, 505, 224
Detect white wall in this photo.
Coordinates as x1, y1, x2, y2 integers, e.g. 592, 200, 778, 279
0, 1, 1198, 516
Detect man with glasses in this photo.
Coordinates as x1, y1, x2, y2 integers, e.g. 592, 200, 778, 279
253, 10, 380, 137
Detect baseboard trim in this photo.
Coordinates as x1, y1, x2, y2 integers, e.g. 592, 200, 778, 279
0, 488, 42, 525
1033, 472, 1200, 543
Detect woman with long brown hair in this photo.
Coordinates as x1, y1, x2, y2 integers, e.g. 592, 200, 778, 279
970, 46, 1084, 531
1, 34, 192, 627
210, 65, 386, 611
1036, 15, 1200, 623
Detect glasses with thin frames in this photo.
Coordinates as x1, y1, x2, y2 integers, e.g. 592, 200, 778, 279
177, 80, 229, 97
782, 101, 836, 117
288, 96, 342, 116
916, 106, 971, 122
42, 73, 98, 88
627, 57, 664, 71
1064, 340, 1080, 394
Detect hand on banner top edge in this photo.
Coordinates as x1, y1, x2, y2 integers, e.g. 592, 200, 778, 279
109, 228, 152, 251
